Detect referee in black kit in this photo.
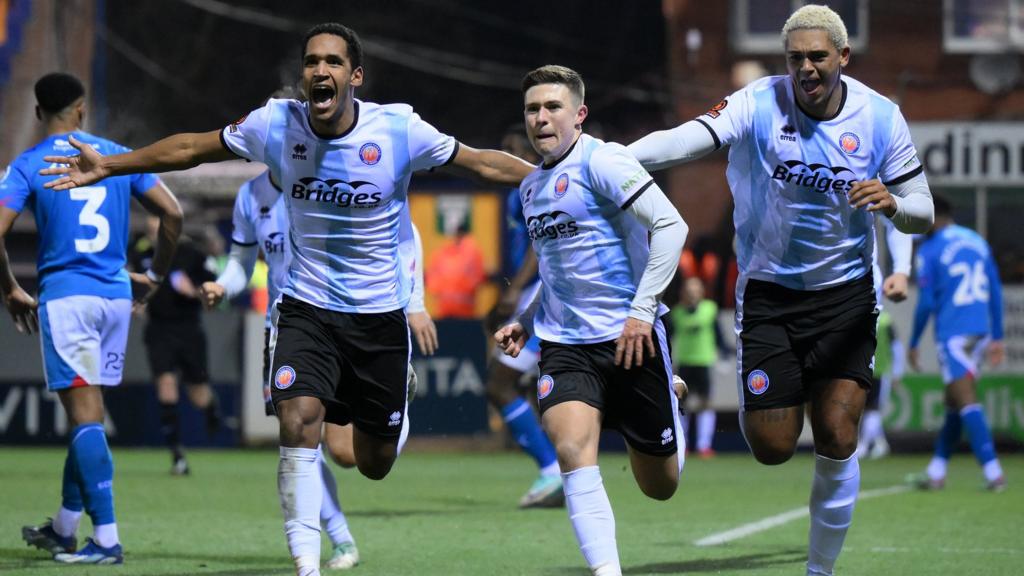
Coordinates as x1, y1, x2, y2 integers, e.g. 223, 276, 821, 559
131, 214, 222, 475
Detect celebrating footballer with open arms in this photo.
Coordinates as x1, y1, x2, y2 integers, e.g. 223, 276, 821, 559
39, 22, 531, 576
627, 6, 933, 576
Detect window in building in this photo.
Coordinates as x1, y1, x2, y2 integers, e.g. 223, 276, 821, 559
944, 0, 1024, 53
732, 0, 868, 54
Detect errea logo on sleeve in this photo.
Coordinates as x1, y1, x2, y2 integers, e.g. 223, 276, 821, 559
619, 169, 647, 193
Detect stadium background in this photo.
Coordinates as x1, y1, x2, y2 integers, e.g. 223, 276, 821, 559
1, 1, 1023, 574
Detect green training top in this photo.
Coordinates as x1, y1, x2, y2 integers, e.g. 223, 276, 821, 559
874, 309, 893, 378
670, 299, 718, 368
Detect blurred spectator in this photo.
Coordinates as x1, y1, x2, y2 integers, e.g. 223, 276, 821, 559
248, 255, 270, 316
426, 221, 486, 318
669, 277, 730, 458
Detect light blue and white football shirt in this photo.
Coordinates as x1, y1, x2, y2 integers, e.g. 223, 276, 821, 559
230, 171, 290, 327
519, 133, 664, 345
0, 131, 159, 302
221, 98, 457, 313
697, 75, 923, 293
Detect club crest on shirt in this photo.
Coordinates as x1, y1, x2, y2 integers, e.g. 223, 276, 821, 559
839, 132, 861, 155
554, 173, 570, 198
747, 369, 769, 395
228, 113, 249, 134
275, 365, 296, 389
537, 375, 555, 400
359, 142, 382, 165
704, 98, 728, 119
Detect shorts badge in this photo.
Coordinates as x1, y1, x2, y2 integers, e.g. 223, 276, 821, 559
274, 365, 296, 389
537, 374, 555, 400
747, 369, 769, 395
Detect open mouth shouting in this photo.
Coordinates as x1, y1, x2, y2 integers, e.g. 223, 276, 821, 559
310, 83, 336, 114
799, 77, 822, 98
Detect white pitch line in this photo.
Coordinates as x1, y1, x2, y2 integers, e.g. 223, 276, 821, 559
847, 546, 1023, 555
694, 485, 910, 547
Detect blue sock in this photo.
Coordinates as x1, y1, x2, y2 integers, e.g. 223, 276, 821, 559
934, 409, 962, 460
960, 404, 997, 466
501, 398, 558, 473
70, 423, 116, 526
61, 449, 84, 512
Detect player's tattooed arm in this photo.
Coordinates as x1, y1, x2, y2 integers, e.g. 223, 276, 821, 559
40, 130, 235, 190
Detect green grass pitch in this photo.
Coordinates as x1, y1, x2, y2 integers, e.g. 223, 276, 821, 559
1, 448, 1021, 575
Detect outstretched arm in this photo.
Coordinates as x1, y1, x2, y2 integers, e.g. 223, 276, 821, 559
627, 120, 719, 172
443, 144, 534, 186
40, 130, 236, 190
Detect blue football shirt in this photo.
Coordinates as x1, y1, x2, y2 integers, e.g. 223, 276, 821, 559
911, 224, 1004, 347
0, 131, 159, 302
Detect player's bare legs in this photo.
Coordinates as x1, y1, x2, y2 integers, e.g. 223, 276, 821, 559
543, 402, 619, 576
155, 373, 179, 406
809, 379, 865, 460
351, 427, 399, 480
946, 374, 976, 410
276, 396, 328, 575
741, 405, 804, 465
929, 372, 1004, 490
805, 378, 866, 576
543, 401, 601, 469
323, 423, 357, 468
278, 396, 326, 449
626, 449, 678, 501
50, 385, 120, 561
154, 372, 190, 474
58, 386, 105, 427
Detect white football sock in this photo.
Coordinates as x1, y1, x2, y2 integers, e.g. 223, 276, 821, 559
540, 461, 562, 477
592, 561, 623, 576
93, 523, 119, 548
860, 410, 883, 446
926, 456, 948, 481
807, 454, 859, 576
279, 447, 322, 569
564, 466, 619, 572
697, 409, 716, 451
317, 446, 353, 546
983, 459, 1004, 483
53, 506, 82, 538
